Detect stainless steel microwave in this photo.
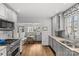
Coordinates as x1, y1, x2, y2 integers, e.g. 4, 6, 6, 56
0, 19, 14, 31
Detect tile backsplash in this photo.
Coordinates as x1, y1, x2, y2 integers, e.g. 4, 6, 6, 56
0, 31, 12, 39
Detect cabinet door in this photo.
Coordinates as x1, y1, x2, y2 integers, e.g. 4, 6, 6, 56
59, 13, 65, 30
5, 8, 13, 22
58, 44, 65, 56
53, 39, 58, 54
5, 8, 10, 21
11, 11, 17, 22
55, 41, 60, 56
56, 42, 64, 56
0, 48, 6, 56
0, 4, 6, 19
50, 38, 53, 48
73, 51, 79, 56
52, 39, 56, 52
48, 36, 51, 46
55, 41, 65, 56
64, 47, 73, 56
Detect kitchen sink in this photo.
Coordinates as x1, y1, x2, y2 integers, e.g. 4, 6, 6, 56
60, 40, 79, 48
61, 40, 72, 45
67, 44, 79, 48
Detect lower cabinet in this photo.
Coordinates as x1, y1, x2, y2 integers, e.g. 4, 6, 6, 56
49, 36, 79, 56
56, 42, 64, 56
52, 39, 57, 52
49, 36, 53, 48
53, 41, 73, 56
55, 41, 67, 56
73, 51, 79, 56
49, 36, 75, 56
64, 47, 73, 56
0, 47, 6, 56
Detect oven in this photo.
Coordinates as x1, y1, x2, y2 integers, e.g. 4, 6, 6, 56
11, 47, 20, 56
7, 39, 20, 56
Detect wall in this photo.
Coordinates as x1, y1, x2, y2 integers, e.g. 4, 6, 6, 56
17, 16, 51, 45
0, 31, 13, 39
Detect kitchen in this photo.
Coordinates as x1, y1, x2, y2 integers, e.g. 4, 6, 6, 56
0, 3, 79, 56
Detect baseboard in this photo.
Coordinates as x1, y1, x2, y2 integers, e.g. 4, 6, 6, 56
24, 41, 42, 44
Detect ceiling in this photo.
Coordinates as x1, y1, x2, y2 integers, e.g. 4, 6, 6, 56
7, 3, 74, 18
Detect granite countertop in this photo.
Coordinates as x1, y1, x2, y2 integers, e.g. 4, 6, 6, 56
49, 35, 79, 53
0, 46, 7, 51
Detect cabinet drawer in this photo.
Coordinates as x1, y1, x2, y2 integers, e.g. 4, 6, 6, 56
0, 48, 6, 56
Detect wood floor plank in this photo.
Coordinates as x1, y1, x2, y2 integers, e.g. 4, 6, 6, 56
21, 43, 55, 56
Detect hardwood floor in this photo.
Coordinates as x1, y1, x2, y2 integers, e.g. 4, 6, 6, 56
21, 42, 55, 56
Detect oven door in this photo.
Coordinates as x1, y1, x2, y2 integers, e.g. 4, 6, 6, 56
11, 47, 20, 56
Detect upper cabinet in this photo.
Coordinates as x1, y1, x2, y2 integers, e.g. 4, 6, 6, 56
59, 13, 65, 30
52, 12, 65, 31
0, 3, 17, 23
0, 4, 6, 19
11, 11, 17, 23
5, 8, 12, 21
5, 7, 17, 22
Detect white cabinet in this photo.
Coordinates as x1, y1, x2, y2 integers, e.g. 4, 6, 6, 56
73, 51, 79, 56
0, 47, 6, 56
49, 36, 74, 56
12, 11, 17, 22
5, 8, 13, 21
5, 6, 17, 22
58, 44, 65, 56
52, 13, 65, 32
0, 4, 6, 19
52, 39, 57, 52
59, 13, 65, 30
64, 47, 73, 56
49, 36, 53, 48
52, 16, 58, 36
0, 4, 17, 22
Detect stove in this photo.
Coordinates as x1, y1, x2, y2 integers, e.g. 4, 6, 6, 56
5, 39, 20, 56
5, 39, 18, 44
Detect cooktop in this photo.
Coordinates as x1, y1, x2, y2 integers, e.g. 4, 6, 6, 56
0, 39, 18, 45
